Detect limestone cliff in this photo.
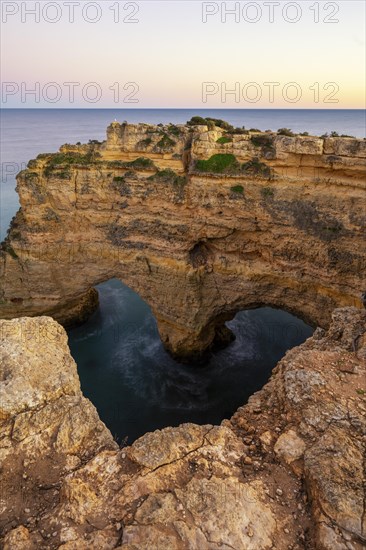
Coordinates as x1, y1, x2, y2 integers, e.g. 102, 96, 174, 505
0, 120, 365, 357
1, 309, 365, 549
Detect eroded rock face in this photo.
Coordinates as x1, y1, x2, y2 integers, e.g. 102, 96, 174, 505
0, 122, 365, 358
0, 318, 118, 549
1, 308, 365, 549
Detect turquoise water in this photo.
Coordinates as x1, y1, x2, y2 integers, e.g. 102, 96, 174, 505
3, 108, 363, 442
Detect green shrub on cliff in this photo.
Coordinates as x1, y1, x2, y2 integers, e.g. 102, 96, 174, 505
43, 151, 100, 177
277, 128, 295, 137
148, 169, 186, 187
242, 158, 272, 178
250, 134, 275, 158
231, 127, 248, 135
41, 151, 173, 181
209, 118, 234, 131
217, 136, 232, 144
195, 154, 240, 174
155, 134, 176, 151
137, 137, 152, 148
187, 117, 234, 132
124, 157, 156, 170
187, 116, 207, 126
24, 171, 39, 181
328, 130, 355, 139
250, 134, 273, 148
230, 185, 244, 194
168, 124, 183, 137
10, 230, 21, 240
195, 154, 271, 179
54, 170, 71, 180
102, 160, 126, 169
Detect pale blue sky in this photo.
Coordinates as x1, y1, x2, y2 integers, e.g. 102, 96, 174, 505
1, 1, 365, 107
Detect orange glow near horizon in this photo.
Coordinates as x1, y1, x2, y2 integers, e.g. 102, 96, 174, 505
1, 1, 365, 109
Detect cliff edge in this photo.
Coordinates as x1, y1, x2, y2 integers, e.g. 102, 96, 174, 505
1, 308, 365, 549
0, 119, 365, 358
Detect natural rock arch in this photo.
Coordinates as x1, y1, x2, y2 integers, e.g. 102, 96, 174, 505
0, 121, 365, 359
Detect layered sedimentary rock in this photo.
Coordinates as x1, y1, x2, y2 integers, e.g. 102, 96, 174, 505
0, 121, 365, 357
1, 309, 365, 549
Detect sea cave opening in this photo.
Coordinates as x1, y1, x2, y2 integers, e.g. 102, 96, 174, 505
67, 278, 314, 445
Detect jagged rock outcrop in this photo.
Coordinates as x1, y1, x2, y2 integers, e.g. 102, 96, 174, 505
0, 121, 365, 358
1, 309, 365, 549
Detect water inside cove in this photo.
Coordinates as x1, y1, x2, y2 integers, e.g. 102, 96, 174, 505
68, 279, 313, 444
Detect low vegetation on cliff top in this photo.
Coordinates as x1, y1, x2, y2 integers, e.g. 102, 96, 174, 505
194, 154, 272, 178
187, 117, 360, 140
137, 125, 182, 151
277, 128, 295, 137
187, 116, 247, 135
40, 152, 157, 177
187, 116, 234, 131
41, 151, 100, 177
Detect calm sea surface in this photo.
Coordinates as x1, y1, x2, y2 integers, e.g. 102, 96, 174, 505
2, 108, 363, 442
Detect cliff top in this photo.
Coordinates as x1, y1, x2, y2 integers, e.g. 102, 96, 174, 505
17, 117, 365, 188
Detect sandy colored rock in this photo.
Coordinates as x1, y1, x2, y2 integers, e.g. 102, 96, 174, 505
1, 309, 365, 549
0, 122, 365, 358
274, 429, 306, 463
2, 526, 34, 550
126, 423, 211, 469
259, 430, 274, 449
176, 477, 276, 549
0, 317, 118, 548
305, 426, 365, 538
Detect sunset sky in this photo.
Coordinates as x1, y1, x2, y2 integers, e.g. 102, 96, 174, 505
1, 0, 365, 108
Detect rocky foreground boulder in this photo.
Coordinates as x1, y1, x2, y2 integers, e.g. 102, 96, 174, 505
1, 308, 365, 549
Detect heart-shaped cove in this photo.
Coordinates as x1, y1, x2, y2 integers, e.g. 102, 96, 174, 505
68, 278, 313, 445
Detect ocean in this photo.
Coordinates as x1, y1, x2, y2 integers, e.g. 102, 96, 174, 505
2, 108, 363, 442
